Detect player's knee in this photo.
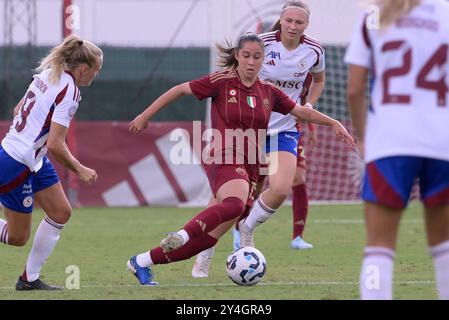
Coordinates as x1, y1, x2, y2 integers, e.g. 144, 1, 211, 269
50, 206, 72, 224
8, 234, 29, 247
270, 185, 290, 201
223, 197, 246, 218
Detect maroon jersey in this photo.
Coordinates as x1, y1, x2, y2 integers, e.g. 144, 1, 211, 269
189, 69, 295, 180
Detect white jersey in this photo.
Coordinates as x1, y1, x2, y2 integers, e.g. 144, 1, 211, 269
1, 69, 81, 172
259, 30, 325, 135
345, 0, 449, 162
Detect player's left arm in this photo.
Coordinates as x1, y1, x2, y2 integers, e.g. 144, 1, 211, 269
304, 71, 325, 149
306, 71, 325, 106
290, 106, 355, 147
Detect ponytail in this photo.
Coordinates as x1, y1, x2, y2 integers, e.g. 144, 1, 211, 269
375, 0, 421, 28
216, 33, 264, 69
36, 35, 102, 84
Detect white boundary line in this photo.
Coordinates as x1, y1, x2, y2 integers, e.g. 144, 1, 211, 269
313, 219, 423, 224
0, 280, 435, 290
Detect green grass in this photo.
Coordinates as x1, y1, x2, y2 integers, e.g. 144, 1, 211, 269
0, 203, 437, 300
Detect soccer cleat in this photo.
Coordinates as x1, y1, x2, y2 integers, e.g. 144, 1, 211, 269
191, 254, 212, 278
127, 256, 158, 286
160, 233, 184, 253
238, 220, 255, 248
15, 276, 62, 291
290, 236, 313, 250
232, 227, 241, 250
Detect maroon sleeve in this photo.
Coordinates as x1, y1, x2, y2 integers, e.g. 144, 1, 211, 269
271, 86, 296, 114
189, 74, 219, 100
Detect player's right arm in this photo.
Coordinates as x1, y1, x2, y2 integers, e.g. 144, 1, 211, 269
47, 122, 97, 185
347, 64, 369, 158
12, 98, 25, 118
129, 82, 193, 134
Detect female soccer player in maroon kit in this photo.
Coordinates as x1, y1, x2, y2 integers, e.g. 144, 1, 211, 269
126, 33, 354, 285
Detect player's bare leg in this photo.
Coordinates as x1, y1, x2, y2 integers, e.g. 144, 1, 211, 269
424, 204, 449, 299
1, 208, 32, 247
359, 202, 403, 300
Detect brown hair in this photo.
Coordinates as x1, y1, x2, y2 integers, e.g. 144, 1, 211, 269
36, 35, 103, 84
271, 0, 310, 31
216, 33, 264, 69
375, 0, 421, 28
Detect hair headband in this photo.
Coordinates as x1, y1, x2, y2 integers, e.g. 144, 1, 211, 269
281, 6, 310, 18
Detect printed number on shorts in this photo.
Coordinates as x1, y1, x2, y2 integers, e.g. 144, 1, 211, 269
15, 90, 37, 133
382, 41, 448, 106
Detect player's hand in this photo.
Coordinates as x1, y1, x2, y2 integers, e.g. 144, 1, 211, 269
77, 165, 98, 185
129, 114, 149, 135
332, 120, 355, 148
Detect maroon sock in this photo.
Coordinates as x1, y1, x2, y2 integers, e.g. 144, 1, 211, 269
292, 184, 308, 239
235, 204, 252, 230
183, 197, 245, 239
150, 234, 218, 264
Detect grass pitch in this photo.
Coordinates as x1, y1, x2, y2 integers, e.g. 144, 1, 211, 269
0, 203, 437, 300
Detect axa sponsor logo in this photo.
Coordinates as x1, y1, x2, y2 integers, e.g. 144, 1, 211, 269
266, 51, 281, 60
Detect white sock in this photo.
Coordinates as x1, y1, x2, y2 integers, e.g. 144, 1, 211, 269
0, 219, 8, 245
360, 246, 395, 300
176, 229, 189, 245
136, 252, 154, 267
198, 246, 215, 259
24, 216, 64, 282
243, 197, 276, 232
430, 240, 449, 300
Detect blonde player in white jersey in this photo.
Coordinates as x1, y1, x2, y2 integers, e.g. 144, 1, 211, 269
0, 35, 102, 290
239, 0, 326, 251
192, 0, 326, 277
346, 0, 449, 299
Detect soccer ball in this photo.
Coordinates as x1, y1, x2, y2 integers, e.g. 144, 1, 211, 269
226, 247, 267, 286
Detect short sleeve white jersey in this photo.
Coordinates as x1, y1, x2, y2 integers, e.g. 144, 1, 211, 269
345, 0, 449, 162
1, 69, 81, 171
259, 30, 325, 135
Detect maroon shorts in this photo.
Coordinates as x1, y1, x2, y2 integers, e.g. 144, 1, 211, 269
205, 164, 257, 207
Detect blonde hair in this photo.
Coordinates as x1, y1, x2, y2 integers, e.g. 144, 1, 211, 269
375, 0, 422, 28
272, 0, 310, 31
216, 33, 264, 69
36, 35, 103, 84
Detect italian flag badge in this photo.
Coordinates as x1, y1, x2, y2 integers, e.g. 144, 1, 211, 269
247, 96, 256, 108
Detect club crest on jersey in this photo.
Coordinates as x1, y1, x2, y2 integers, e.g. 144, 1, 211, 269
247, 96, 256, 109
228, 89, 238, 103
263, 98, 270, 110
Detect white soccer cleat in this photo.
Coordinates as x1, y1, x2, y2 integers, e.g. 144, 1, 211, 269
238, 220, 255, 248
290, 236, 313, 250
191, 254, 212, 278
160, 233, 184, 253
